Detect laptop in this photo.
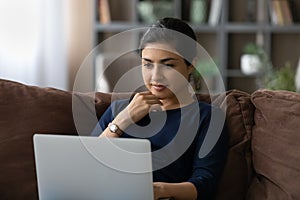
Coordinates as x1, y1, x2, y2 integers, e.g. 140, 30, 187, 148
33, 134, 154, 200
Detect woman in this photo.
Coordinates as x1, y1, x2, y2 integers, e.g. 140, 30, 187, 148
96, 18, 228, 200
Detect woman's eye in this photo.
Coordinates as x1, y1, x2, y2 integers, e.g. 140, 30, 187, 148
143, 63, 153, 68
164, 64, 174, 68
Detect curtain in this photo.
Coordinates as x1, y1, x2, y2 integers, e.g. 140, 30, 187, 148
0, 0, 68, 90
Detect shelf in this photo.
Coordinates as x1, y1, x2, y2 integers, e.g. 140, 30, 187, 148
224, 69, 261, 78
268, 24, 300, 33
225, 69, 249, 77
94, 23, 227, 33
225, 23, 268, 33
95, 22, 300, 33
93, 0, 300, 94
190, 24, 220, 33
225, 23, 300, 33
94, 22, 147, 32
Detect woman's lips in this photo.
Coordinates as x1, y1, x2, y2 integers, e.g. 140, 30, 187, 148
151, 84, 167, 92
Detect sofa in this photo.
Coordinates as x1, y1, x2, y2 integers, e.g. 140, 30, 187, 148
0, 78, 299, 200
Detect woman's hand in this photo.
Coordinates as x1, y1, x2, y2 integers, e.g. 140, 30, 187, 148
99, 91, 161, 138
153, 182, 170, 200
118, 91, 162, 125
153, 182, 197, 200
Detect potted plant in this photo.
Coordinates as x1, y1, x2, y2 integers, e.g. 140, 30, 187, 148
263, 62, 296, 91
240, 42, 267, 75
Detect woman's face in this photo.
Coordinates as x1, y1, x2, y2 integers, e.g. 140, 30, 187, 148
141, 43, 194, 103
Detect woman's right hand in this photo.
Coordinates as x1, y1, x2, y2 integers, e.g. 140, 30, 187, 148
99, 91, 162, 138
118, 91, 162, 126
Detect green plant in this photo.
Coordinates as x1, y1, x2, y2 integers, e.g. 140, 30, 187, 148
263, 62, 296, 91
243, 42, 265, 55
192, 58, 219, 92
193, 58, 219, 78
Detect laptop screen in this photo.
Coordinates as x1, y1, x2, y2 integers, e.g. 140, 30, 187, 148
33, 134, 153, 200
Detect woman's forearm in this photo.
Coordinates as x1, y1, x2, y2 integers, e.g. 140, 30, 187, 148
99, 109, 132, 138
153, 182, 197, 200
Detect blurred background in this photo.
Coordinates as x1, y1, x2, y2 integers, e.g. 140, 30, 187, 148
0, 0, 93, 90
0, 0, 299, 93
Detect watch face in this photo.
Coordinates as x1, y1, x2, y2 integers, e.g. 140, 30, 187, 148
110, 124, 118, 133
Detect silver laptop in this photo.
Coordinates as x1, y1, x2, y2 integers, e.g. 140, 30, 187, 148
33, 134, 154, 200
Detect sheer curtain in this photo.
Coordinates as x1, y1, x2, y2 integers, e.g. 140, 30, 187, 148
0, 0, 68, 90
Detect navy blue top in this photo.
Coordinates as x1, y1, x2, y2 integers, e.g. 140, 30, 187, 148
93, 99, 228, 200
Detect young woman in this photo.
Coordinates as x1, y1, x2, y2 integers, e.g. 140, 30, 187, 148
96, 18, 228, 200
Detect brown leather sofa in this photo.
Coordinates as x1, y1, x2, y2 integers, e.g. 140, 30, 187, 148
1, 78, 299, 200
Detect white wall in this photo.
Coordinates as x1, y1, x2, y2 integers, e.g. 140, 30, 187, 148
0, 0, 94, 91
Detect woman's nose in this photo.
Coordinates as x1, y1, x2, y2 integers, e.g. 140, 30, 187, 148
151, 64, 164, 81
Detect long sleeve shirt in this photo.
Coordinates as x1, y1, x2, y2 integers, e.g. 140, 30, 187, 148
93, 99, 228, 200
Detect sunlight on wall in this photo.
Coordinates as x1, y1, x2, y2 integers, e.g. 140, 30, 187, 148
0, 0, 40, 82
0, 0, 68, 90
0, 1, 39, 55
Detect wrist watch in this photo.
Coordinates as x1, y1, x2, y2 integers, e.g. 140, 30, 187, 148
108, 123, 123, 136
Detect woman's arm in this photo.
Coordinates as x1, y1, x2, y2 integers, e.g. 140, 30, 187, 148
99, 91, 162, 138
186, 106, 228, 200
99, 109, 132, 138
153, 182, 197, 200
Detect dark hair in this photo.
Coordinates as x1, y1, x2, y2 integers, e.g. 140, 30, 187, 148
139, 18, 197, 66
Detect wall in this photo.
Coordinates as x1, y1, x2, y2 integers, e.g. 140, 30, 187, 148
66, 0, 94, 92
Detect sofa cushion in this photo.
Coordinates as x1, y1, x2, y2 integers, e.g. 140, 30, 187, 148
215, 90, 254, 200
248, 89, 300, 200
198, 89, 254, 200
0, 79, 112, 199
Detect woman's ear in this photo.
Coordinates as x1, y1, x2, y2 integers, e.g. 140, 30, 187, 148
188, 64, 195, 75
187, 65, 195, 83
188, 57, 197, 74
192, 57, 197, 68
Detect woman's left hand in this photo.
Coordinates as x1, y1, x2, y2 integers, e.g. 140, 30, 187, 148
153, 182, 197, 200
153, 182, 170, 200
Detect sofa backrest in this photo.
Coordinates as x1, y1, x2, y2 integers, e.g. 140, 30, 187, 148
0, 79, 255, 199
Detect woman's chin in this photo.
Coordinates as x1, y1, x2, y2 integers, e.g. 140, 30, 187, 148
151, 89, 174, 100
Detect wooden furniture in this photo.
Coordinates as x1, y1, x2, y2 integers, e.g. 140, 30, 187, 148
93, 0, 300, 93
